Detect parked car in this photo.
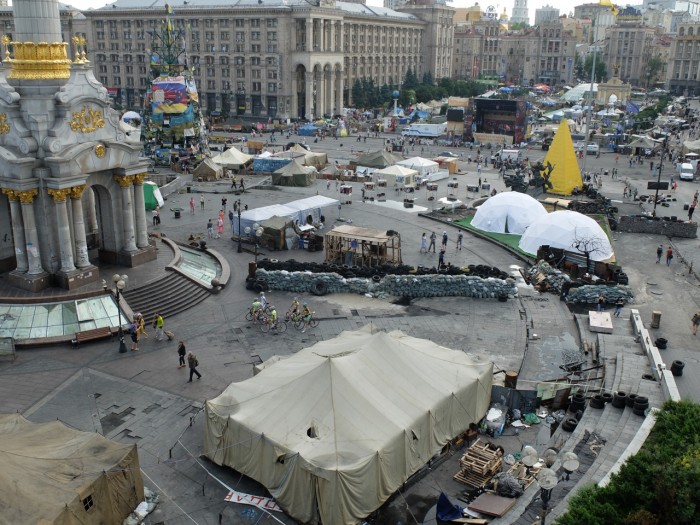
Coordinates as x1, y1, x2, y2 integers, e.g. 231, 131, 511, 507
439, 151, 459, 158
586, 143, 600, 155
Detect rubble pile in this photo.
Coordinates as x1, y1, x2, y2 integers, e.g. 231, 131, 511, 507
566, 284, 634, 305
526, 261, 572, 293
254, 269, 518, 299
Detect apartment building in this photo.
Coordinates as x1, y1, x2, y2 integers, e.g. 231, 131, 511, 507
71, 0, 453, 119
667, 22, 700, 95
605, 22, 657, 87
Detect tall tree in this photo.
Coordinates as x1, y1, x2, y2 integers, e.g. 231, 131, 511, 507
351, 79, 365, 109
403, 68, 418, 90
421, 71, 434, 86
645, 57, 665, 90
582, 52, 607, 83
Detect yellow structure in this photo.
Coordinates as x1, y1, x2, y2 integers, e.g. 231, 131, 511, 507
543, 119, 582, 195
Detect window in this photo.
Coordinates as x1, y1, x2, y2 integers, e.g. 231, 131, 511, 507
267, 82, 277, 92
112, 65, 120, 73
251, 19, 260, 28
266, 44, 277, 53
235, 19, 244, 28
222, 68, 230, 77
96, 31, 104, 40
234, 56, 244, 65
207, 80, 216, 89
82, 495, 94, 512
99, 76, 107, 84
267, 32, 277, 41
252, 69, 261, 79
114, 76, 121, 86
251, 44, 260, 53
267, 70, 278, 79
267, 19, 277, 28
235, 32, 245, 42
220, 32, 229, 40
251, 57, 260, 65
99, 65, 107, 73
207, 68, 215, 76
251, 31, 260, 41
252, 82, 261, 92
236, 68, 245, 78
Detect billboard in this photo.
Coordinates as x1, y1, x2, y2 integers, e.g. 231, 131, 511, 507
151, 76, 188, 114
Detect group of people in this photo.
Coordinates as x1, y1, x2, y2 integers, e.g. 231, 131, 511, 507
656, 244, 674, 266
420, 230, 464, 262
128, 312, 168, 351
250, 294, 314, 332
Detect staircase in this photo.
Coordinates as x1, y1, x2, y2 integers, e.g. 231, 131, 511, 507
122, 271, 211, 320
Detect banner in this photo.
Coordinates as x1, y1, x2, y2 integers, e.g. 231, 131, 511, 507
152, 76, 188, 114
224, 490, 283, 512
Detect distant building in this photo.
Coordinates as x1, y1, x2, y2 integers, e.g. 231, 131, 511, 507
667, 22, 700, 95
535, 5, 560, 25
605, 22, 657, 87
511, 0, 529, 25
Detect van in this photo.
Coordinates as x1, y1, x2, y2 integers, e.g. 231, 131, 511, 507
679, 162, 695, 181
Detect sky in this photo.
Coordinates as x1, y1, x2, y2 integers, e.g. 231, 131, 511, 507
57, 0, 564, 25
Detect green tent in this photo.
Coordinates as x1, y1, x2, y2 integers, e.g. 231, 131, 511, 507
143, 181, 164, 210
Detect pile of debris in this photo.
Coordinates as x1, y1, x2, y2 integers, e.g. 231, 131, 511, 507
453, 439, 504, 488
525, 260, 572, 293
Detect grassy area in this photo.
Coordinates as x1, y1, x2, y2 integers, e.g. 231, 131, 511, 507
455, 216, 533, 258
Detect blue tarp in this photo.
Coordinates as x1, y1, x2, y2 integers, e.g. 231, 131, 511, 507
298, 125, 319, 137
252, 158, 291, 173
436, 492, 464, 521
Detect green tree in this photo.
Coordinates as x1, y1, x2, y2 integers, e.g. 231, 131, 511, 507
510, 22, 530, 30
403, 68, 418, 90
421, 71, 434, 86
582, 51, 607, 83
645, 57, 665, 90
351, 79, 366, 109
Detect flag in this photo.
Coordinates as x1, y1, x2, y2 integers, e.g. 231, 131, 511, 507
599, 0, 619, 16
626, 101, 639, 114
165, 3, 173, 14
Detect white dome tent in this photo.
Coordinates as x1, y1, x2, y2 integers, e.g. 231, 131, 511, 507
471, 192, 548, 235
518, 210, 613, 261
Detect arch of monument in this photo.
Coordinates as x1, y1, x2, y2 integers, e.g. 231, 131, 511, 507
0, 0, 156, 292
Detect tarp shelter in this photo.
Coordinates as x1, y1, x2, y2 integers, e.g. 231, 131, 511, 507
472, 192, 548, 234
519, 210, 614, 261
194, 157, 223, 181
261, 215, 297, 250
272, 159, 317, 187
143, 180, 164, 210
0, 413, 144, 525
325, 224, 402, 267
288, 144, 328, 167
204, 327, 492, 525
629, 136, 660, 154
353, 149, 404, 168
397, 156, 439, 178
210, 146, 253, 169
682, 138, 700, 154
373, 164, 418, 188
284, 195, 337, 226
543, 118, 582, 195
235, 196, 338, 235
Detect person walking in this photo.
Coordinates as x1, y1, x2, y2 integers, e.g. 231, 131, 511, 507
690, 201, 697, 221
656, 244, 663, 264
614, 297, 624, 318
207, 219, 214, 238
216, 216, 224, 238
153, 313, 165, 341
457, 231, 464, 251
152, 208, 160, 226
221, 197, 227, 211
428, 231, 437, 253
228, 209, 235, 231
187, 351, 202, 382
129, 320, 139, 352
666, 246, 674, 265
200, 194, 205, 209
597, 293, 606, 312
420, 233, 428, 254
189, 197, 195, 214
438, 248, 446, 268
239, 178, 245, 191
692, 311, 700, 335
441, 231, 448, 249
177, 340, 187, 368
135, 313, 148, 339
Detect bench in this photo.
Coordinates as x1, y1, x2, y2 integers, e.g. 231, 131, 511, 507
72, 326, 113, 347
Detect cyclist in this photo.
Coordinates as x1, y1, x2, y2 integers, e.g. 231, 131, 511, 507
301, 301, 313, 333
288, 297, 301, 320
259, 292, 268, 310
268, 305, 278, 328
250, 297, 262, 321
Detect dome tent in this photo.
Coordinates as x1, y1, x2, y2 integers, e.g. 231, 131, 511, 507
518, 210, 613, 261
471, 192, 547, 235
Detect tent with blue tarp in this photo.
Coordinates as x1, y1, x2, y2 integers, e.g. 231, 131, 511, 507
298, 124, 320, 137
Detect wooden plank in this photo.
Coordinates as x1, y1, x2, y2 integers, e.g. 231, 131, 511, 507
467, 493, 516, 517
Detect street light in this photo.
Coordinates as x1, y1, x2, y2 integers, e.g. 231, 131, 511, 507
236, 198, 243, 253
652, 135, 669, 217
537, 468, 559, 525
113, 273, 128, 354
245, 223, 264, 263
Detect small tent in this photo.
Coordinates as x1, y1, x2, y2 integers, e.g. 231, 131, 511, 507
543, 118, 583, 195
193, 158, 223, 181
471, 192, 548, 234
204, 328, 492, 525
0, 413, 144, 525
397, 156, 439, 178
373, 164, 419, 187
518, 210, 614, 261
143, 181, 165, 211
272, 159, 317, 187
353, 149, 404, 168
210, 146, 253, 169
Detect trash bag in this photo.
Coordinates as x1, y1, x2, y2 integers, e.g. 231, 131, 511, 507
436, 492, 464, 521
495, 473, 524, 498
523, 413, 541, 425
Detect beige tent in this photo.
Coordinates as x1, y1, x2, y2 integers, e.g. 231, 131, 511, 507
374, 164, 419, 187
353, 149, 404, 168
211, 146, 253, 169
194, 158, 223, 181
288, 144, 328, 167
0, 413, 144, 524
272, 159, 317, 187
204, 328, 492, 525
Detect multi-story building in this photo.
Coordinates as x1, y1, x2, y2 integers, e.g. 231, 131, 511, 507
68, 0, 453, 120
574, 3, 617, 43
511, 0, 529, 25
452, 19, 575, 87
642, 0, 700, 20
535, 5, 560, 26
604, 22, 657, 87
667, 22, 700, 95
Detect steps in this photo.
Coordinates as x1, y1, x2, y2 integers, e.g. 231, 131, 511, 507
122, 271, 211, 321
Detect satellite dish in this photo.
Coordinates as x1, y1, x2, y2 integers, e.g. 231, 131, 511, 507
537, 468, 559, 490
561, 451, 580, 480
521, 445, 539, 467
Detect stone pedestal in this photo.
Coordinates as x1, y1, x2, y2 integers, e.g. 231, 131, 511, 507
115, 244, 157, 268
8, 269, 50, 292
54, 264, 100, 290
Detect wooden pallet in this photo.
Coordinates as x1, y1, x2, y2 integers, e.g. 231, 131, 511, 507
453, 439, 503, 488
506, 462, 540, 490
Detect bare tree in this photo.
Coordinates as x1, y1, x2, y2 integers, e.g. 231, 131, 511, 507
571, 228, 604, 273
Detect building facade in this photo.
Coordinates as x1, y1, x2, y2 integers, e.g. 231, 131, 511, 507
71, 0, 454, 120
604, 22, 657, 88
535, 5, 560, 26
667, 22, 700, 95
511, 0, 529, 25
573, 3, 617, 43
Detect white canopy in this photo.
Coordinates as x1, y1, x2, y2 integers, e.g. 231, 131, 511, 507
204, 328, 492, 525
235, 196, 338, 234
373, 164, 418, 186
211, 146, 253, 168
518, 210, 614, 261
471, 192, 548, 234
397, 156, 439, 176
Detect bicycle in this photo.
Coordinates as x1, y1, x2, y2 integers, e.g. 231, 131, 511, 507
295, 312, 319, 331
245, 304, 272, 322
285, 309, 302, 323
260, 314, 287, 333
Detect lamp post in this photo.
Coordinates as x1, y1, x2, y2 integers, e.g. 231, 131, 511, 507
534, 449, 579, 525
652, 135, 668, 217
113, 273, 128, 354
245, 223, 264, 263
236, 198, 243, 253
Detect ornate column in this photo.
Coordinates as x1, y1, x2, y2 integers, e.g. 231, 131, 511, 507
325, 69, 333, 117
114, 175, 137, 252
336, 69, 344, 115
339, 21, 344, 51
305, 71, 314, 121
131, 173, 149, 248
70, 184, 90, 268
330, 21, 335, 52
47, 188, 76, 272
305, 19, 313, 51
16, 189, 44, 275
1, 189, 28, 272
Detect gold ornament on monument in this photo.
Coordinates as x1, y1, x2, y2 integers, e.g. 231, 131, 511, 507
70, 106, 106, 134
95, 144, 106, 158
3, 37, 72, 80
0, 113, 10, 135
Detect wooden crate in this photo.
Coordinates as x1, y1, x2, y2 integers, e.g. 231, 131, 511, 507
453, 439, 503, 488
506, 462, 540, 490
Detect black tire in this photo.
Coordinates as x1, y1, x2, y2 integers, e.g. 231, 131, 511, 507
612, 391, 627, 409
253, 283, 265, 293
372, 275, 381, 283
245, 310, 254, 322
590, 394, 605, 409
310, 280, 329, 296
671, 360, 685, 377
602, 392, 614, 404
626, 393, 638, 408
562, 418, 578, 432
273, 321, 287, 333
633, 406, 648, 417
309, 318, 320, 328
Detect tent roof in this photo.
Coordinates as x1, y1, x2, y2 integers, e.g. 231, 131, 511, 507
518, 210, 614, 261
284, 195, 338, 211
211, 147, 253, 168
274, 159, 312, 176
354, 149, 404, 168
543, 118, 583, 195
397, 156, 439, 168
472, 192, 548, 234
262, 215, 295, 230
241, 204, 297, 222
327, 224, 397, 242
194, 157, 223, 176
374, 164, 419, 177
0, 413, 137, 523
629, 136, 660, 149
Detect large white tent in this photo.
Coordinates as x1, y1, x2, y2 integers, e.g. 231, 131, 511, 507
471, 192, 548, 234
397, 156, 439, 177
211, 146, 253, 169
234, 196, 338, 235
204, 328, 492, 525
518, 210, 613, 260
373, 164, 419, 186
